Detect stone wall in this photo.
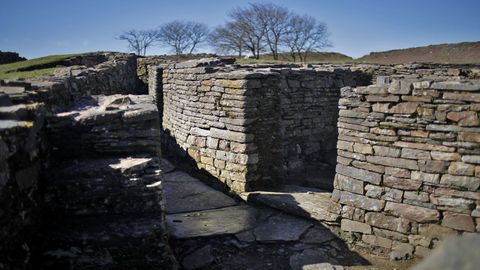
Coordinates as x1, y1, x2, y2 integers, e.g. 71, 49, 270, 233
1, 52, 141, 110
0, 117, 45, 269
47, 95, 161, 158
0, 53, 149, 269
334, 76, 480, 257
152, 58, 368, 192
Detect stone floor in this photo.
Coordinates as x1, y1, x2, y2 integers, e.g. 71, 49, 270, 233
162, 159, 420, 270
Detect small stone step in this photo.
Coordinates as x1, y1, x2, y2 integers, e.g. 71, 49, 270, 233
0, 103, 43, 121
50, 156, 158, 180
45, 181, 162, 216
36, 214, 177, 269
241, 185, 341, 223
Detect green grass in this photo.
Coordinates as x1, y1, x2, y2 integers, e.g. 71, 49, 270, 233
0, 53, 82, 80
235, 52, 355, 65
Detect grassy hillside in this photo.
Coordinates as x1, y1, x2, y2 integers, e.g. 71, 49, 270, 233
0, 53, 81, 79
236, 52, 353, 65
357, 41, 480, 65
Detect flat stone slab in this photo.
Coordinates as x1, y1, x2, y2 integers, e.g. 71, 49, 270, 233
163, 170, 201, 182
254, 213, 312, 242
242, 185, 341, 222
181, 245, 214, 270
163, 172, 238, 214
0, 86, 25, 94
160, 158, 175, 173
301, 226, 337, 244
289, 248, 336, 270
166, 205, 257, 239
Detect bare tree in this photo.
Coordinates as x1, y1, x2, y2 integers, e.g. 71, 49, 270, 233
228, 6, 266, 59
209, 22, 246, 57
284, 14, 331, 62
251, 3, 291, 60
117, 29, 158, 56
157, 20, 209, 55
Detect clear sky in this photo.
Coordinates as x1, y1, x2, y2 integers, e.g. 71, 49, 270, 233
1, 0, 479, 59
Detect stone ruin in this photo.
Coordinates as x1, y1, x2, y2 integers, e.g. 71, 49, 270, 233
0, 52, 479, 269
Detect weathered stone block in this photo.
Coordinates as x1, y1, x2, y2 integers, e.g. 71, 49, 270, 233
440, 174, 480, 190
418, 224, 456, 240
337, 140, 354, 151
418, 160, 448, 173
372, 103, 391, 113
430, 151, 461, 161
383, 175, 422, 190
393, 141, 455, 152
462, 155, 480, 164
353, 143, 373, 154
366, 95, 400, 102
362, 234, 392, 249
385, 202, 440, 223
336, 164, 382, 185
432, 81, 480, 91
337, 191, 385, 211
210, 128, 253, 143
373, 145, 400, 157
458, 132, 480, 143
366, 156, 418, 170
442, 92, 480, 102
401, 148, 431, 160
352, 161, 385, 173
341, 219, 372, 234
448, 162, 475, 176
442, 212, 475, 232
389, 102, 419, 114
446, 111, 479, 126
385, 167, 410, 178
408, 235, 431, 248
404, 191, 429, 202
365, 212, 410, 233
335, 174, 364, 194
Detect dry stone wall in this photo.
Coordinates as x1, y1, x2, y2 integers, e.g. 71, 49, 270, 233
1, 52, 140, 111
334, 75, 480, 257
0, 117, 45, 269
152, 59, 367, 192
0, 53, 162, 270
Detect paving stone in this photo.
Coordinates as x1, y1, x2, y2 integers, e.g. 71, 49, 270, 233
163, 174, 237, 214
235, 229, 256, 243
181, 245, 214, 270
242, 185, 341, 222
301, 226, 337, 244
289, 248, 332, 270
159, 158, 175, 173
166, 205, 257, 239
254, 213, 312, 242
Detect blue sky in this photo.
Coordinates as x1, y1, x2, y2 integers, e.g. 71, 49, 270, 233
1, 0, 479, 59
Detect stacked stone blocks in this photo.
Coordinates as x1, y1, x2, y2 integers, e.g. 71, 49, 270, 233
334, 76, 480, 257
155, 59, 363, 192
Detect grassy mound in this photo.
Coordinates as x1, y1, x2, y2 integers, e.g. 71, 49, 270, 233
0, 53, 82, 80
357, 41, 480, 65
